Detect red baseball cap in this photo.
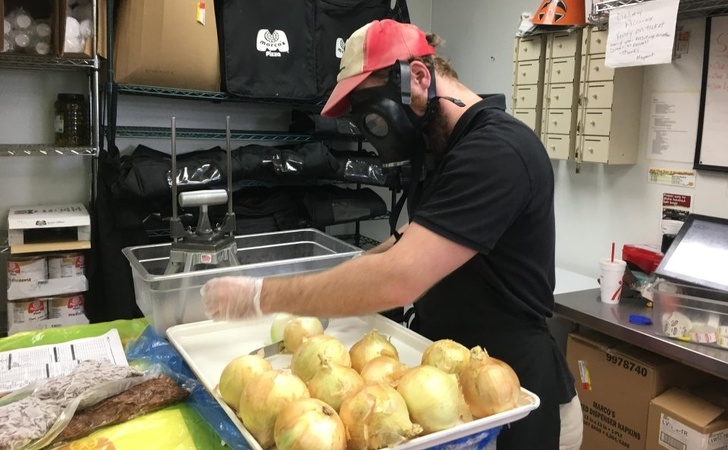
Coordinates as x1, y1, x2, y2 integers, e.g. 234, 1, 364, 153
321, 19, 435, 118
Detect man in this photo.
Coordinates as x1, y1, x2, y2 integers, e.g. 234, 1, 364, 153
201, 19, 583, 450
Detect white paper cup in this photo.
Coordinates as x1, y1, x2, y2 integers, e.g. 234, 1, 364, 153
599, 258, 626, 304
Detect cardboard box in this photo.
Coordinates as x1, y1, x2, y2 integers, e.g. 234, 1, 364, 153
7, 203, 91, 253
566, 331, 710, 450
2, 0, 56, 56
646, 387, 728, 450
57, 0, 91, 58
114, 0, 220, 91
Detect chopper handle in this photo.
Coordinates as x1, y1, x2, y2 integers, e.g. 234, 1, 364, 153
178, 189, 229, 208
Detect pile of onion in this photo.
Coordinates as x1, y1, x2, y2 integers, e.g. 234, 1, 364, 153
218, 354, 272, 410
349, 329, 399, 372
283, 316, 325, 353
421, 339, 470, 375
359, 355, 408, 387
306, 354, 365, 412
339, 383, 423, 450
459, 346, 521, 418
274, 398, 346, 450
397, 365, 472, 434
291, 334, 351, 382
238, 370, 310, 448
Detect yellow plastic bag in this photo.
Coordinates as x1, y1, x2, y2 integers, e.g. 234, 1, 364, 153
51, 403, 226, 450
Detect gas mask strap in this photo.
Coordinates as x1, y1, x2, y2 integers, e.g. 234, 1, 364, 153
389, 192, 408, 241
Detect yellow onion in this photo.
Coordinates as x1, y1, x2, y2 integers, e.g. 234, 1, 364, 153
421, 339, 471, 375
306, 354, 365, 412
349, 329, 400, 373
284, 316, 325, 353
339, 383, 423, 450
460, 346, 521, 418
291, 334, 351, 382
274, 398, 347, 450
359, 355, 408, 387
238, 370, 310, 449
218, 354, 272, 410
271, 313, 295, 342
396, 365, 472, 434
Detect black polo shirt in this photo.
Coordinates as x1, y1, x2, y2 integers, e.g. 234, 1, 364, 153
409, 95, 576, 450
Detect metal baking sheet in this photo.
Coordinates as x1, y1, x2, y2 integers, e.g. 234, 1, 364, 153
167, 315, 540, 450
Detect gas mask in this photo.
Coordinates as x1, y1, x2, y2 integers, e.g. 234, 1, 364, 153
348, 61, 438, 172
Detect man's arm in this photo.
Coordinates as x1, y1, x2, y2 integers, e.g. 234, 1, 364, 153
260, 222, 476, 317
362, 223, 409, 256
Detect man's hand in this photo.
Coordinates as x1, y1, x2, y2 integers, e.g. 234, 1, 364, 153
200, 276, 263, 321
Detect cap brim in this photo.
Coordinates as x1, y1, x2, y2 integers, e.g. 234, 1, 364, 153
321, 71, 374, 118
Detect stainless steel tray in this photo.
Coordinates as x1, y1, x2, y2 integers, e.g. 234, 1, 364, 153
167, 315, 540, 450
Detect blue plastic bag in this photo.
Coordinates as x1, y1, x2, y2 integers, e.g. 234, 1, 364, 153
125, 326, 251, 450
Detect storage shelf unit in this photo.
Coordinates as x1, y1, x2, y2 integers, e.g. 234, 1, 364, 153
337, 234, 381, 251
0, 144, 97, 157
115, 126, 316, 142
116, 84, 326, 105
0, 54, 96, 70
590, 0, 728, 25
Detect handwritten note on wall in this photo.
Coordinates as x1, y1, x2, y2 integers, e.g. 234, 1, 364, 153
696, 16, 728, 170
605, 0, 680, 68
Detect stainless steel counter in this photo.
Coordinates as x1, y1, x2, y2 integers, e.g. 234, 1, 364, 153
554, 289, 728, 381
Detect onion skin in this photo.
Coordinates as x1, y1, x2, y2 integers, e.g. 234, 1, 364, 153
359, 355, 408, 387
274, 398, 347, 450
339, 383, 423, 450
420, 339, 471, 375
306, 355, 365, 413
238, 370, 310, 449
283, 316, 325, 353
218, 354, 272, 410
460, 346, 521, 418
349, 329, 400, 373
291, 334, 351, 382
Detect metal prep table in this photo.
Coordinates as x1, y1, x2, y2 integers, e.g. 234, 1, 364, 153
554, 288, 728, 381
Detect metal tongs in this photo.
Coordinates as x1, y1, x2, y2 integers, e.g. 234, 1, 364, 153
249, 318, 330, 358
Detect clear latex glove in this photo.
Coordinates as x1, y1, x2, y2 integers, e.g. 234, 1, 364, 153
200, 276, 263, 321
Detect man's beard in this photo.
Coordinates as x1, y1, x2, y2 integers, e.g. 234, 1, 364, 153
425, 107, 450, 156
411, 93, 450, 156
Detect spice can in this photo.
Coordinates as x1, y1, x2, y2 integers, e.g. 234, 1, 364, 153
7, 255, 47, 285
48, 252, 85, 279
48, 294, 85, 319
9, 299, 49, 323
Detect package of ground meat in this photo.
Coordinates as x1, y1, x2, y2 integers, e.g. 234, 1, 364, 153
0, 360, 146, 450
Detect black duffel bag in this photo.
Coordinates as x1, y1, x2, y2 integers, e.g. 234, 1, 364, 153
315, 0, 391, 99
216, 0, 317, 100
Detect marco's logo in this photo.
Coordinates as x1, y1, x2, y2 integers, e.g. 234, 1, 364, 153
335, 38, 346, 58
256, 29, 290, 57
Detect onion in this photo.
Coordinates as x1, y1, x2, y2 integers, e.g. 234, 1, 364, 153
307, 354, 365, 412
460, 346, 521, 418
274, 398, 347, 450
271, 313, 295, 342
339, 383, 423, 450
349, 329, 400, 373
218, 354, 272, 410
238, 370, 310, 449
291, 334, 351, 382
359, 355, 408, 387
421, 339, 471, 375
396, 365, 472, 433
284, 316, 325, 353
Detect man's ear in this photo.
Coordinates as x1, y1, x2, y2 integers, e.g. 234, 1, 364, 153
409, 60, 432, 92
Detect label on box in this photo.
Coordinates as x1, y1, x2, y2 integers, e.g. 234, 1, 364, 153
196, 2, 206, 25
578, 360, 592, 390
659, 413, 728, 450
